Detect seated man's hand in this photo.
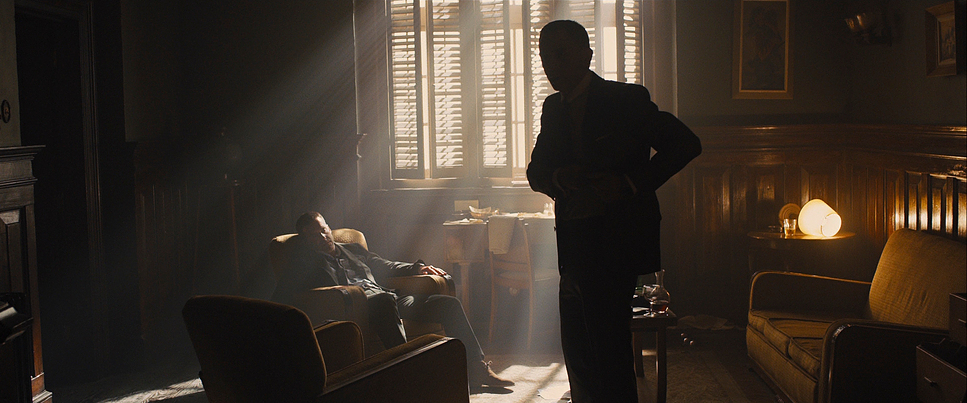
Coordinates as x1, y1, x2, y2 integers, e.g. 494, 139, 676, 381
419, 265, 448, 276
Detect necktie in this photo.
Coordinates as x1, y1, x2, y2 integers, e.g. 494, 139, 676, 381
329, 255, 350, 285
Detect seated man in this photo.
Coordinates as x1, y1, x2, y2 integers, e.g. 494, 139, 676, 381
271, 211, 514, 389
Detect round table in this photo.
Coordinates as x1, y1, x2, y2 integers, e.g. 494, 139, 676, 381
747, 230, 856, 275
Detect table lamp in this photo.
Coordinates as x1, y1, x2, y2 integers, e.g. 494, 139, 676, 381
798, 199, 842, 237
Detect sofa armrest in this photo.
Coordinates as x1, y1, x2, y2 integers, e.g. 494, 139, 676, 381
292, 285, 369, 327
750, 271, 871, 315
313, 321, 364, 374
385, 275, 456, 297
321, 335, 469, 403
819, 319, 947, 403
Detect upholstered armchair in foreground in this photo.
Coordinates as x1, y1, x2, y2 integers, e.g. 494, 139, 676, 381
747, 229, 966, 403
182, 295, 469, 403
269, 228, 455, 355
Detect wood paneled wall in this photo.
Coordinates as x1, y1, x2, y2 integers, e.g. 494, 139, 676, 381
133, 141, 195, 359
133, 134, 363, 358
662, 124, 966, 322
132, 124, 965, 346
0, 146, 50, 403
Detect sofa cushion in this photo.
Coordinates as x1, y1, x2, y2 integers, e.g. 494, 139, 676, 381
749, 309, 859, 378
747, 328, 818, 403
787, 337, 823, 377
868, 229, 967, 328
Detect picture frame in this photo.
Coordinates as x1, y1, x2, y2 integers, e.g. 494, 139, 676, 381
732, 0, 793, 99
925, 1, 965, 77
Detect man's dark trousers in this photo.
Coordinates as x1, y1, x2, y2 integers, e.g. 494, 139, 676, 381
557, 217, 658, 403
367, 292, 484, 365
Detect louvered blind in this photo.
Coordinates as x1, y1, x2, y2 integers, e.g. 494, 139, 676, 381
428, 0, 465, 176
389, 0, 422, 177
527, 0, 553, 150
620, 0, 642, 84
480, 0, 510, 173
387, 0, 644, 181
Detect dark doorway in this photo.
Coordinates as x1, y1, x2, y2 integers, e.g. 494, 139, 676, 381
16, 9, 95, 386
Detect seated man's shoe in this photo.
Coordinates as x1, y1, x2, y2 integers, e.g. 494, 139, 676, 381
470, 360, 515, 388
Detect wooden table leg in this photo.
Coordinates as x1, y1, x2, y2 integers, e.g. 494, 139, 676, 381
454, 262, 472, 316
656, 326, 668, 403
633, 330, 644, 377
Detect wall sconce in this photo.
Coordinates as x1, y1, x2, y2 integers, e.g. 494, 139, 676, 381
799, 199, 842, 237
845, 10, 892, 45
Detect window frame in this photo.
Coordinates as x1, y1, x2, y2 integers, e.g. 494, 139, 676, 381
384, 0, 644, 187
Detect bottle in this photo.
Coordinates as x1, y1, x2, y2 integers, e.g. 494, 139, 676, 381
647, 269, 671, 315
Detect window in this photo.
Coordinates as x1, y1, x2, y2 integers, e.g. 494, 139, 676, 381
388, 0, 643, 182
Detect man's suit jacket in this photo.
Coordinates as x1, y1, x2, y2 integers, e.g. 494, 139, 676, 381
527, 72, 701, 275
271, 237, 422, 305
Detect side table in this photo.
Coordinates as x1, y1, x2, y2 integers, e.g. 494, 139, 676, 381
631, 310, 679, 403
747, 230, 855, 276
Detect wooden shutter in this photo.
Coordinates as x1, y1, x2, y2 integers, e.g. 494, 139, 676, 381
427, 0, 466, 178
479, 0, 512, 177
389, 0, 424, 178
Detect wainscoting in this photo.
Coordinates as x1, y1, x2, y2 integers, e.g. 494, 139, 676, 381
131, 124, 965, 354
355, 124, 966, 325
661, 124, 966, 322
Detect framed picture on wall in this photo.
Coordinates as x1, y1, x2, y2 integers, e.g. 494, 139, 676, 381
925, 1, 965, 77
732, 0, 793, 99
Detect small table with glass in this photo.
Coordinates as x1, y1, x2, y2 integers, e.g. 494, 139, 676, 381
631, 307, 678, 403
747, 230, 856, 275
632, 271, 677, 403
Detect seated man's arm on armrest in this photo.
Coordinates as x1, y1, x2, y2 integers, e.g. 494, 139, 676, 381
344, 243, 423, 279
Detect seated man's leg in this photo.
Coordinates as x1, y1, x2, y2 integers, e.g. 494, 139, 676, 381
397, 294, 513, 388
396, 294, 482, 362
366, 292, 407, 349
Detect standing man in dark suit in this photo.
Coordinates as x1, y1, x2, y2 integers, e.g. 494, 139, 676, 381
527, 20, 701, 402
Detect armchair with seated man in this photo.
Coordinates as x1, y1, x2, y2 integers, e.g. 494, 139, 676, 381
268, 211, 514, 390
183, 295, 471, 403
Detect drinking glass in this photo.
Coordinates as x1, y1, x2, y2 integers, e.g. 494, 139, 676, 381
783, 218, 797, 237
543, 202, 554, 217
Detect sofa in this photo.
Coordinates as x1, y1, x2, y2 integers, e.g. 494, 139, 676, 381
747, 228, 967, 403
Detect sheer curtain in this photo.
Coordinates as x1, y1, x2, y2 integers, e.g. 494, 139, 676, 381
640, 0, 678, 114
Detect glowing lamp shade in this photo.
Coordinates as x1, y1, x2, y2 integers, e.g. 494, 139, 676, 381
798, 199, 842, 237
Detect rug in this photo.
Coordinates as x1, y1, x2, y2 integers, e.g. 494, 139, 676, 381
470, 328, 775, 403
54, 328, 776, 403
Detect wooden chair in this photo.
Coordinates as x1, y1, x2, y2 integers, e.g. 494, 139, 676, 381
182, 295, 469, 403
268, 228, 455, 355
488, 217, 558, 348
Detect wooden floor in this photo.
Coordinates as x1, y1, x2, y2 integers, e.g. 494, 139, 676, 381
50, 322, 778, 403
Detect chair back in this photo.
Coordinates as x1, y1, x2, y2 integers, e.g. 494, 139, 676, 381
490, 218, 533, 288
182, 295, 329, 402
332, 228, 368, 250
268, 234, 297, 281
488, 219, 557, 289
269, 229, 368, 281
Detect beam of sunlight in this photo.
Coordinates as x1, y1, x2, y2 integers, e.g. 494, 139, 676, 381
488, 361, 569, 401
99, 379, 204, 403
